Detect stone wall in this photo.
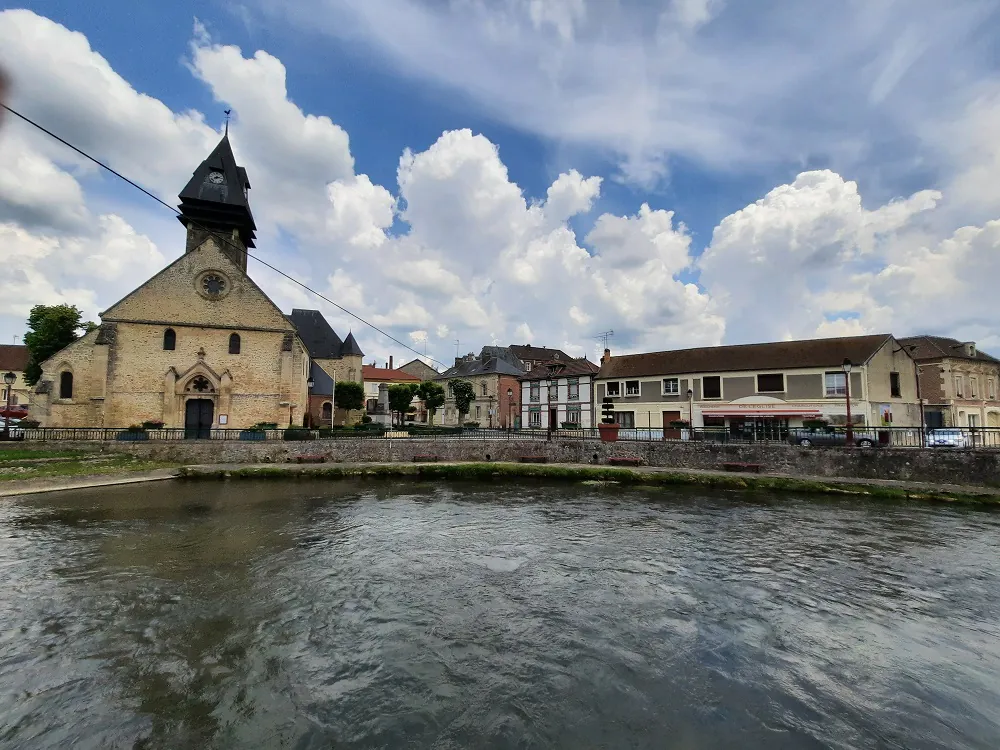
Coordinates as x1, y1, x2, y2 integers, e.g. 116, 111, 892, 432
9, 438, 1000, 488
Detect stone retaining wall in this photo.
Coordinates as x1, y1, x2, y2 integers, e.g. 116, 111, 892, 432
5, 438, 1000, 488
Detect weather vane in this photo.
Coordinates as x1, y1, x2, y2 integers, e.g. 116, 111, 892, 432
224, 109, 232, 135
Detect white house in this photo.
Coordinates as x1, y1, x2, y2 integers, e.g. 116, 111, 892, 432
519, 357, 600, 429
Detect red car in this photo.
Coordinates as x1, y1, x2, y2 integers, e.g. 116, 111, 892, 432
0, 405, 28, 420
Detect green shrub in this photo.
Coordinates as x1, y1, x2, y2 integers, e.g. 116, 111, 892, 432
251, 422, 278, 431
142, 420, 165, 429
283, 428, 314, 441
463, 421, 480, 428
561, 422, 580, 429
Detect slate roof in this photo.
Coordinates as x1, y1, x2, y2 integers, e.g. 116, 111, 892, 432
597, 334, 895, 379
177, 133, 257, 249
362, 365, 420, 383
520, 357, 600, 381
287, 309, 365, 358
341, 332, 364, 357
509, 344, 572, 362
0, 344, 29, 372
897, 336, 999, 364
436, 347, 525, 379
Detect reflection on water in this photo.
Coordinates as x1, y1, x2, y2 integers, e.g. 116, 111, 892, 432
1, 480, 999, 749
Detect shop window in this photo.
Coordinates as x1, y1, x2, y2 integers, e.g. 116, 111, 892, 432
615, 411, 635, 428
757, 374, 784, 393
703, 376, 722, 399
890, 372, 901, 398
163, 328, 176, 351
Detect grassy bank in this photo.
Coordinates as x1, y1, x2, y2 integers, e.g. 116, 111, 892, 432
0, 454, 177, 482
176, 462, 1000, 506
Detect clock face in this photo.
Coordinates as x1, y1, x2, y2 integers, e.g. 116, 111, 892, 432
207, 171, 225, 185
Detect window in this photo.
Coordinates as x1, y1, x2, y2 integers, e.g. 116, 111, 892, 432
481, 382, 488, 396
476, 405, 481, 418
524, 362, 532, 372
529, 409, 541, 427
549, 383, 558, 402
530, 382, 540, 402
825, 372, 847, 397
229, 332, 241, 354
662, 378, 679, 395
615, 411, 635, 429
59, 371, 73, 399
757, 374, 784, 393
890, 372, 901, 398
955, 376, 964, 397
568, 378, 580, 401
625, 380, 640, 397
163, 328, 176, 351
606, 381, 621, 397
971, 377, 979, 398
989, 379, 996, 400
703, 376, 722, 399
566, 405, 581, 425
322, 402, 332, 421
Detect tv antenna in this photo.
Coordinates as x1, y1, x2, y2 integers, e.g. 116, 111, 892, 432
595, 330, 614, 349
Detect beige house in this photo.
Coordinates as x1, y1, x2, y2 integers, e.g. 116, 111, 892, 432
899, 336, 1000, 429
0, 345, 30, 410
435, 347, 523, 427
595, 334, 921, 438
31, 134, 312, 432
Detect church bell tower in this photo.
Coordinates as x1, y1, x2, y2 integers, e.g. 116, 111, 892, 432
177, 132, 257, 272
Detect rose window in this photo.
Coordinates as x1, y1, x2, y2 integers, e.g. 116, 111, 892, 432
202, 274, 226, 296
187, 376, 214, 393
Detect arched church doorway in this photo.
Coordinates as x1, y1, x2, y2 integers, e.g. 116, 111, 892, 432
185, 398, 214, 439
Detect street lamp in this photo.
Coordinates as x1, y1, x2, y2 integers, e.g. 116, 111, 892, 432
842, 358, 854, 446
3, 371, 16, 441
507, 387, 515, 430
305, 375, 315, 428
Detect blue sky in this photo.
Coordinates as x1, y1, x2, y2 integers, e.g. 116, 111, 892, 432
2, 1, 1000, 365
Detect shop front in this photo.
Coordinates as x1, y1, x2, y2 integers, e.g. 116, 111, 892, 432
699, 397, 836, 441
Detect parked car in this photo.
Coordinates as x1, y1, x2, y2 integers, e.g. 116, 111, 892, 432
789, 427, 876, 448
0, 417, 24, 439
925, 428, 972, 448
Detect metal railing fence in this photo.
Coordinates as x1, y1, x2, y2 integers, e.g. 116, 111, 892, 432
3, 424, 1000, 449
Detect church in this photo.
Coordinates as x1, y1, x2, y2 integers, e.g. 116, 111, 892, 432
31, 134, 363, 432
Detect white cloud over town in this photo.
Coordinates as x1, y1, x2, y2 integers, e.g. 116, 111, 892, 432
1, 6, 1000, 366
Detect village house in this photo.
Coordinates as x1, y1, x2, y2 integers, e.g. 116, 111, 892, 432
288, 309, 364, 427
363, 358, 422, 424
519, 357, 600, 429
594, 334, 921, 440
899, 336, 1000, 429
0, 344, 30, 416
29, 133, 343, 434
435, 347, 523, 427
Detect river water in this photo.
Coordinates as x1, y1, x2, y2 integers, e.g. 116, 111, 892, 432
1, 480, 998, 749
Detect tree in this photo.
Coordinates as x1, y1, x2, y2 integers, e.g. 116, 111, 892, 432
416, 380, 446, 426
23, 304, 93, 386
388, 383, 418, 426
448, 379, 476, 424
333, 380, 364, 413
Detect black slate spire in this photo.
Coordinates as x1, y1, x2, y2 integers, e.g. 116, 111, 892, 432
178, 133, 257, 271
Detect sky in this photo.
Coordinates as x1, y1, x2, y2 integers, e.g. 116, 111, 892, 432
1, 0, 999, 370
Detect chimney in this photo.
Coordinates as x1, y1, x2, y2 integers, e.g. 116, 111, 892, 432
389, 355, 394, 370
601, 347, 611, 365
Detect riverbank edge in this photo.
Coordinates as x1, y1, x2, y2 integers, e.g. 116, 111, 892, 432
176, 462, 1000, 506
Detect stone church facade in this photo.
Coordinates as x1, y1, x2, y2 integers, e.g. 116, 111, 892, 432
30, 134, 343, 432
